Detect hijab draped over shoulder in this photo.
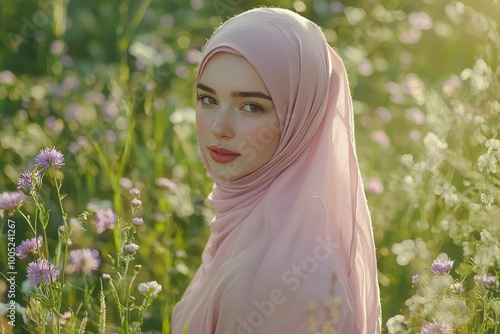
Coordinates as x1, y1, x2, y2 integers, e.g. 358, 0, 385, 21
172, 7, 381, 334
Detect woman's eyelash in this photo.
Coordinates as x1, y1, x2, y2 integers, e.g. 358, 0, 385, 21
196, 94, 210, 101
196, 95, 265, 113
242, 102, 264, 113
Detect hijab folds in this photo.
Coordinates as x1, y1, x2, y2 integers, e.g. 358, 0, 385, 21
172, 7, 381, 333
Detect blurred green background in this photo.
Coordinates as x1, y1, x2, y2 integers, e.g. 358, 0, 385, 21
1, 0, 499, 332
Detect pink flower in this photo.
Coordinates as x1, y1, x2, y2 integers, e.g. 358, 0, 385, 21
132, 217, 144, 226
155, 177, 177, 190
59, 311, 72, 325
408, 12, 433, 30
95, 208, 117, 234
69, 248, 100, 275
376, 107, 392, 123
129, 187, 141, 197
405, 107, 426, 125
365, 178, 384, 195
131, 198, 142, 208
371, 131, 391, 149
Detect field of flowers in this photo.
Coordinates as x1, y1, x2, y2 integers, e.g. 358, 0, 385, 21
0, 0, 499, 333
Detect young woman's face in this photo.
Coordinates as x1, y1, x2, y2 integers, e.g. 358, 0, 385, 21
196, 52, 280, 181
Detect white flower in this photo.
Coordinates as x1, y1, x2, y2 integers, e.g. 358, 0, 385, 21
401, 154, 414, 166
138, 281, 162, 299
433, 183, 459, 206
386, 314, 407, 333
423, 132, 448, 157
478, 153, 497, 174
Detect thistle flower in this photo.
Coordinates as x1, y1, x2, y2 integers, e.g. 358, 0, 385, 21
131, 217, 144, 226
0, 191, 27, 215
16, 236, 43, 259
69, 248, 100, 275
102, 273, 111, 280
26, 258, 59, 285
431, 258, 454, 274
474, 274, 497, 287
35, 146, 65, 169
421, 319, 453, 333
123, 243, 139, 253
138, 281, 162, 299
17, 171, 40, 193
95, 208, 117, 234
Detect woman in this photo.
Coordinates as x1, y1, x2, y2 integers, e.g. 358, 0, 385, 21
172, 7, 381, 333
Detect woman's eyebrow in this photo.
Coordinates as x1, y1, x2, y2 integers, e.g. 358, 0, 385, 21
232, 90, 273, 101
197, 83, 215, 94
197, 83, 273, 102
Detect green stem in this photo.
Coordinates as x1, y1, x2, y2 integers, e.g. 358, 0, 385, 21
18, 210, 36, 235
123, 258, 130, 333
52, 166, 69, 319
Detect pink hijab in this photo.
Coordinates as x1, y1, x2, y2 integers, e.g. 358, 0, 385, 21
172, 7, 381, 333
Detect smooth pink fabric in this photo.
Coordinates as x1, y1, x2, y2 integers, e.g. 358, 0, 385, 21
172, 7, 381, 334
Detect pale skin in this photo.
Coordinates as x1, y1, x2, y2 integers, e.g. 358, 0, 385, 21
196, 52, 280, 181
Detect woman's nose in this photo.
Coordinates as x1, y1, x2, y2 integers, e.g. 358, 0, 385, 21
211, 108, 234, 139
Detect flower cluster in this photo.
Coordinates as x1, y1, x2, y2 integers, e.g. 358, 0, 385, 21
1, 146, 162, 332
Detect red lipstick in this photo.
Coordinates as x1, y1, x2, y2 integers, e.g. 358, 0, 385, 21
208, 145, 241, 163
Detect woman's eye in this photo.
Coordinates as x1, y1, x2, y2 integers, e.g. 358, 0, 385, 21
242, 103, 263, 113
198, 96, 217, 105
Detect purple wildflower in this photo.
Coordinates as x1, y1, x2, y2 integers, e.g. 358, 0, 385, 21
131, 198, 142, 208
35, 146, 65, 169
17, 171, 40, 193
474, 274, 497, 287
129, 187, 141, 197
421, 319, 453, 334
69, 248, 100, 275
95, 208, 117, 234
16, 236, 43, 259
412, 274, 419, 286
0, 191, 27, 215
131, 217, 144, 226
26, 258, 59, 285
123, 243, 139, 253
431, 258, 454, 274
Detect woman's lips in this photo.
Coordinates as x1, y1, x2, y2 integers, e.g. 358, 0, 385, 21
208, 146, 241, 163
